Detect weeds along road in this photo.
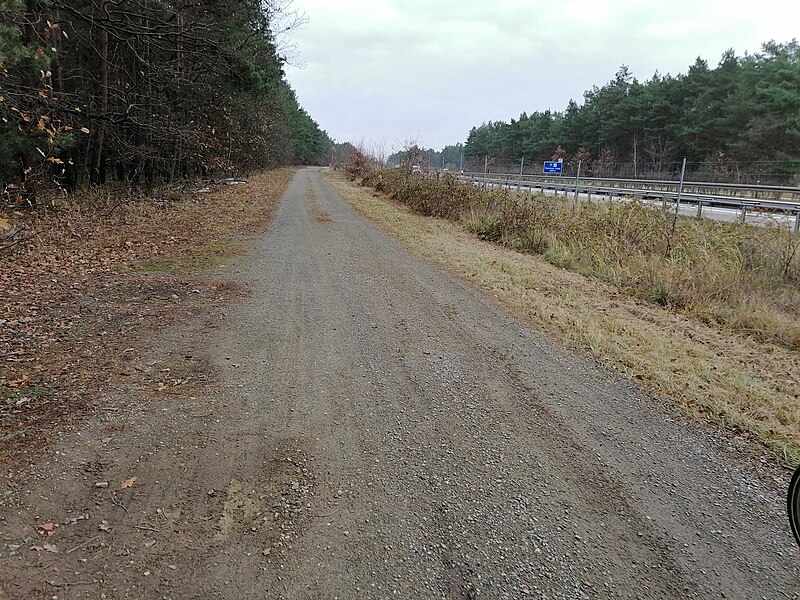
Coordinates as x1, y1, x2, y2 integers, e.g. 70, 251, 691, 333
2, 167, 798, 599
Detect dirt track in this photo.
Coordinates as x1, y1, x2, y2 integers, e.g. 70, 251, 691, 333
1, 167, 798, 599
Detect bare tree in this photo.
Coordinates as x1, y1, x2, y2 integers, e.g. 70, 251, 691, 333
644, 137, 675, 176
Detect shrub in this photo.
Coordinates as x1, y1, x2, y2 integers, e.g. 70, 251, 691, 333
467, 215, 503, 241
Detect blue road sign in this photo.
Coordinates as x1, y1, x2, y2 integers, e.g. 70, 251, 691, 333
543, 161, 563, 174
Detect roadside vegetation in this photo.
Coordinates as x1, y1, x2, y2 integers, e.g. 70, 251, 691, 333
333, 157, 800, 462
0, 169, 294, 459
352, 163, 800, 350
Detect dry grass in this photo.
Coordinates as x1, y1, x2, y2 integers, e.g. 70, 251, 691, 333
360, 169, 800, 351
325, 169, 800, 464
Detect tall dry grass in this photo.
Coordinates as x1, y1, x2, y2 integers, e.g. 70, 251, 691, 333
357, 167, 800, 350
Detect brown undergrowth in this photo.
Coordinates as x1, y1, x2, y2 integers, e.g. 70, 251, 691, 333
0, 169, 295, 461
326, 169, 800, 464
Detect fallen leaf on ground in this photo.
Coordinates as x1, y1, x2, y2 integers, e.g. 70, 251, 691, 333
121, 476, 137, 489
38, 522, 56, 535
42, 543, 58, 553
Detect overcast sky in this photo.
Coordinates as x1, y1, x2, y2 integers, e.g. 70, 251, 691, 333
283, 0, 800, 153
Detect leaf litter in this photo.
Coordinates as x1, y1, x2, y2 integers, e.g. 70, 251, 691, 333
0, 169, 294, 461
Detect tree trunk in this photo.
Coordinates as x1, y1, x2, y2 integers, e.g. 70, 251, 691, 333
20, 0, 39, 205
91, 0, 109, 184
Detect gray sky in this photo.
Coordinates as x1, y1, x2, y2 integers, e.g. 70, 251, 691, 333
283, 0, 800, 153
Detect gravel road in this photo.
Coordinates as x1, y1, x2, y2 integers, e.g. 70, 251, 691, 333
1, 167, 798, 599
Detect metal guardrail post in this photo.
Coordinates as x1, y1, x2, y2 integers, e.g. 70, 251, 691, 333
671, 158, 687, 233
794, 211, 800, 234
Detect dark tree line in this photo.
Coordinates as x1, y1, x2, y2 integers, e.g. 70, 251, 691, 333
386, 143, 464, 170
0, 0, 331, 202
463, 41, 800, 183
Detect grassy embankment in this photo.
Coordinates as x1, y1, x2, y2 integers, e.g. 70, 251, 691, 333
326, 167, 800, 464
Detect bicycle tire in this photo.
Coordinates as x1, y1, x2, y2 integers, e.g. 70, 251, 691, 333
788, 466, 800, 547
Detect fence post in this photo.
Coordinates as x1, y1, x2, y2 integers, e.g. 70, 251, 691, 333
573, 160, 581, 207
519, 157, 524, 191
483, 155, 488, 190
671, 157, 687, 234
794, 211, 800, 234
